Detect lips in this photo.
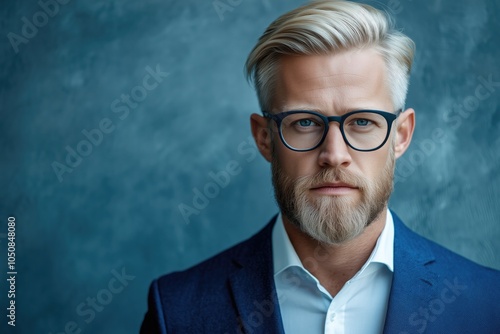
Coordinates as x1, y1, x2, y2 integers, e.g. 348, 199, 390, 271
311, 182, 357, 190
310, 182, 358, 195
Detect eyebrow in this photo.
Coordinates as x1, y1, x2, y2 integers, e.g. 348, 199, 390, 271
279, 107, 322, 113
276, 106, 375, 114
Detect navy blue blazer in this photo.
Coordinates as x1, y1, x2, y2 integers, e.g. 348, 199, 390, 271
140, 212, 500, 333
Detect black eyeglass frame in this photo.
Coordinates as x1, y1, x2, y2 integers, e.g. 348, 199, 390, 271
262, 109, 403, 152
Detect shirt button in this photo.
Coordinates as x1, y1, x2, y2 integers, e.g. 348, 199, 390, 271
329, 313, 336, 322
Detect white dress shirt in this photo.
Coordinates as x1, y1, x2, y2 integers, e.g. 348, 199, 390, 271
272, 209, 394, 334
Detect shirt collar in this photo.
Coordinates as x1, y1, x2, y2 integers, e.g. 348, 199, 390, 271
272, 212, 303, 276
272, 208, 395, 276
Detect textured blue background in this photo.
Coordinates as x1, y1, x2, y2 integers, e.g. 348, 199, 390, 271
1, 0, 499, 333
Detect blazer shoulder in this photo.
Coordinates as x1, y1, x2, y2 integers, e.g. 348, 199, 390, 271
155, 217, 276, 297
142, 216, 279, 333
393, 212, 500, 310
393, 211, 499, 274
142, 217, 276, 333
422, 231, 500, 281
388, 212, 500, 334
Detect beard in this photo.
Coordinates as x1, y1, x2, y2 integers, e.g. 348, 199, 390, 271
272, 148, 395, 245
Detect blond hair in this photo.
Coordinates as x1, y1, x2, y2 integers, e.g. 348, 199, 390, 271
245, 0, 415, 111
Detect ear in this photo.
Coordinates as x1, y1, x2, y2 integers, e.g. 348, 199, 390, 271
394, 108, 415, 159
250, 113, 273, 162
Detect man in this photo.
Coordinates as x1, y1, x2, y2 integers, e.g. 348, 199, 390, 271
140, 1, 500, 333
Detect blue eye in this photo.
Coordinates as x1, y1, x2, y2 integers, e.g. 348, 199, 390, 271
354, 119, 371, 126
298, 119, 313, 127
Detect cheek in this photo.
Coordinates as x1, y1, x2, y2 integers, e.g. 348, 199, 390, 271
275, 146, 319, 178
354, 150, 391, 179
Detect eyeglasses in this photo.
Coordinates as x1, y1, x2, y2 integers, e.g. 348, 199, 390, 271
263, 109, 402, 152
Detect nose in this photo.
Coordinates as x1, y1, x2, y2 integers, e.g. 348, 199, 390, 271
317, 123, 352, 168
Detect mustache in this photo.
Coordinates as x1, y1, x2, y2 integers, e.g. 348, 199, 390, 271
295, 167, 368, 190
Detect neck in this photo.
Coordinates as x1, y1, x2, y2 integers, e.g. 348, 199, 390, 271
282, 208, 387, 297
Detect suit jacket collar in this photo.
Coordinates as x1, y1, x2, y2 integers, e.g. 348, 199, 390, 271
383, 210, 438, 333
228, 215, 285, 334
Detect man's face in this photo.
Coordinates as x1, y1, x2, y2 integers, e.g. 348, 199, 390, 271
269, 49, 397, 245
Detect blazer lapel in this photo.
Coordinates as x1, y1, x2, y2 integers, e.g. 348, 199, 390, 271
228, 216, 285, 334
383, 211, 438, 334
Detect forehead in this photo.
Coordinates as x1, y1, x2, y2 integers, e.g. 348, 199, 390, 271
272, 48, 392, 113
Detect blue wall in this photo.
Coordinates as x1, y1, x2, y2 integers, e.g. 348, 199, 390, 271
1, 0, 499, 333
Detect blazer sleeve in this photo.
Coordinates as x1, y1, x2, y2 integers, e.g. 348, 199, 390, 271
140, 279, 167, 334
